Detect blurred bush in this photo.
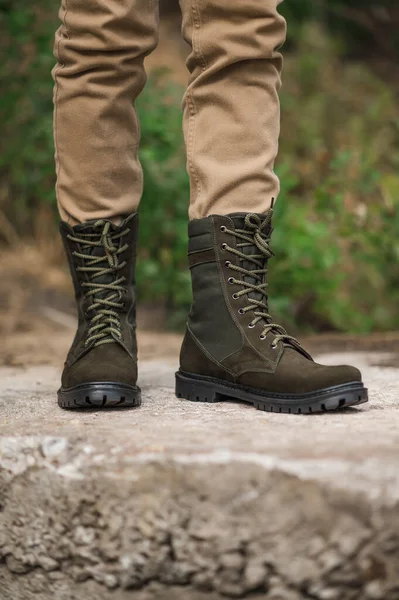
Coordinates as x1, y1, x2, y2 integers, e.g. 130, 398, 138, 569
0, 2, 398, 332
273, 25, 399, 332
279, 0, 398, 60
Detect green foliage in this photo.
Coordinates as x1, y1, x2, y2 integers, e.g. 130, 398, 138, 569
272, 27, 399, 332
136, 74, 192, 327
0, 4, 56, 230
0, 4, 398, 332
280, 0, 398, 59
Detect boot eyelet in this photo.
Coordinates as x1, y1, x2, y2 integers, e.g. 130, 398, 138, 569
232, 293, 239, 300
225, 261, 231, 268
260, 334, 267, 340
248, 323, 255, 329
221, 243, 227, 250
220, 226, 227, 232
228, 277, 234, 284
271, 342, 278, 349
238, 308, 245, 315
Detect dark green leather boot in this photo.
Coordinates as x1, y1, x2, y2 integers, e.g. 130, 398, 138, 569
176, 209, 368, 414
58, 213, 141, 409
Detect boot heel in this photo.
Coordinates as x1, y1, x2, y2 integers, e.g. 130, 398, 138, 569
175, 372, 221, 403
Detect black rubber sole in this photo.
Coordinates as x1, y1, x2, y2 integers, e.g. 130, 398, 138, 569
175, 371, 368, 414
58, 382, 141, 409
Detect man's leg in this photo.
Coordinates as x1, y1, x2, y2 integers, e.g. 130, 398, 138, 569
53, 0, 159, 224
53, 0, 159, 408
180, 0, 285, 219
176, 0, 368, 413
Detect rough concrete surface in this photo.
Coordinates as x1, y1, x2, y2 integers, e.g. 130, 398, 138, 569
0, 351, 398, 600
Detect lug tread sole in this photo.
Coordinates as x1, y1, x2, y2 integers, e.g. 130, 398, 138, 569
175, 371, 368, 414
58, 382, 141, 410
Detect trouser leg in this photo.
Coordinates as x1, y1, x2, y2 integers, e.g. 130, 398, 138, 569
52, 0, 159, 224
179, 0, 286, 219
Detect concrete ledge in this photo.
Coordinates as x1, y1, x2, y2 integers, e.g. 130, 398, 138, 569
1, 436, 399, 600
0, 353, 398, 599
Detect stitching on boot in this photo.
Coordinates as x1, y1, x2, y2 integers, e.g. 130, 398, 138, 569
186, 325, 236, 379
212, 215, 245, 360
188, 247, 216, 268
212, 215, 277, 366
222, 357, 280, 378
215, 217, 284, 367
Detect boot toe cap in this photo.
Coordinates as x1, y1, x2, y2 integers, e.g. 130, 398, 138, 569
311, 363, 362, 390
238, 362, 363, 396
61, 343, 138, 389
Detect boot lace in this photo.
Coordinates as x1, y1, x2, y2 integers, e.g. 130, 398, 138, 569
67, 221, 129, 348
223, 211, 299, 348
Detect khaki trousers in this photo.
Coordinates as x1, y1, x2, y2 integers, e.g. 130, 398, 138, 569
52, 0, 286, 224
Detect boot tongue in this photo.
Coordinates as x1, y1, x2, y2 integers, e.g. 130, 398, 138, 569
229, 213, 271, 305
72, 217, 129, 295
